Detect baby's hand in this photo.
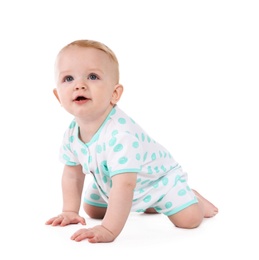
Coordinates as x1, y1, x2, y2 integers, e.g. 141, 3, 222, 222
45, 212, 86, 227
71, 225, 115, 243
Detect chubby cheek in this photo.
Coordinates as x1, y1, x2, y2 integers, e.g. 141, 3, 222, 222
57, 91, 70, 107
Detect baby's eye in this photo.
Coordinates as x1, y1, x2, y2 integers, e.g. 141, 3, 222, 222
88, 73, 99, 80
64, 75, 74, 82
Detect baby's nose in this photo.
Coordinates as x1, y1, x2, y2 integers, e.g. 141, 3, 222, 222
74, 78, 87, 90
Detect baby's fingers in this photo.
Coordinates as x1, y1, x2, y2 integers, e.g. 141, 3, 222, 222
45, 215, 68, 226
71, 228, 94, 242
45, 216, 62, 225
72, 216, 86, 226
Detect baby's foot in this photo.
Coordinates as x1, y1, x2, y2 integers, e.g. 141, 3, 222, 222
193, 189, 218, 217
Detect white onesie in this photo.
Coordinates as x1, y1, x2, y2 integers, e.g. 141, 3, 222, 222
59, 105, 198, 216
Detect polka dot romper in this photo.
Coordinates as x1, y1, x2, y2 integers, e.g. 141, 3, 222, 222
59, 105, 198, 216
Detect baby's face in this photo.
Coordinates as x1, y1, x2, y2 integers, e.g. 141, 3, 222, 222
54, 46, 121, 121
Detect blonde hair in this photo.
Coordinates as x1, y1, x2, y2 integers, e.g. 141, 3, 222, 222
59, 39, 120, 82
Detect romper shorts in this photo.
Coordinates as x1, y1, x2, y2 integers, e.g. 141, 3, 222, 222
83, 168, 198, 216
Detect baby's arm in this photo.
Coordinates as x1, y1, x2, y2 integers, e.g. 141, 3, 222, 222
71, 172, 137, 243
45, 165, 86, 226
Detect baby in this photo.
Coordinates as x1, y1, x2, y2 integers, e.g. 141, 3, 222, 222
46, 39, 218, 243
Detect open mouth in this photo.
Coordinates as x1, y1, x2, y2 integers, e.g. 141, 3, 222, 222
73, 95, 89, 104
74, 96, 87, 101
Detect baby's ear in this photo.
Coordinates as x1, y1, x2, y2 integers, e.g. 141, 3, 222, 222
53, 88, 61, 103
111, 84, 123, 105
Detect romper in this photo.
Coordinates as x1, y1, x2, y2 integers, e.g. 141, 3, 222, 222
58, 105, 198, 216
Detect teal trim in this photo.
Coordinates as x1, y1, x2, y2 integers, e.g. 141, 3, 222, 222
84, 198, 108, 208
65, 161, 78, 166
76, 107, 116, 146
110, 168, 141, 177
163, 198, 199, 216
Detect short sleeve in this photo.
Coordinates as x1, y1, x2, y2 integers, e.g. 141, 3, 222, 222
104, 132, 144, 176
58, 121, 80, 166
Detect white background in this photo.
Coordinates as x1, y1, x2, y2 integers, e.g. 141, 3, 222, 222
1, 0, 258, 259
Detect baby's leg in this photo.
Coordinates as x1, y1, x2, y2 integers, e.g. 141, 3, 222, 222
168, 190, 218, 229
83, 180, 108, 219
144, 208, 159, 214
168, 202, 204, 228
83, 203, 107, 219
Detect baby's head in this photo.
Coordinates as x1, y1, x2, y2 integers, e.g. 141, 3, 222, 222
55, 39, 120, 84
54, 39, 123, 119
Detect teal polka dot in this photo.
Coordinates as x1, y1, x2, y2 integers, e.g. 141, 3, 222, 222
112, 130, 118, 136
159, 151, 163, 157
83, 163, 88, 171
154, 206, 162, 211
92, 183, 98, 189
69, 121, 76, 129
88, 156, 92, 163
69, 136, 74, 143
136, 153, 141, 160
62, 154, 70, 161
132, 141, 139, 148
143, 152, 148, 162
141, 133, 145, 141
96, 145, 102, 153
143, 195, 152, 203
73, 150, 78, 157
161, 165, 166, 172
114, 143, 123, 152
81, 148, 87, 155
118, 118, 126, 124
147, 166, 153, 174
118, 156, 128, 164
109, 137, 117, 146
151, 153, 156, 160
135, 133, 139, 140
147, 136, 151, 143
162, 177, 169, 186
178, 189, 187, 196
101, 161, 109, 174
153, 182, 159, 188
165, 202, 172, 209
103, 176, 108, 183
90, 194, 100, 200
173, 175, 182, 186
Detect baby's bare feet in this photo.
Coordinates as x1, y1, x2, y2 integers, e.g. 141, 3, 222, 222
193, 189, 218, 218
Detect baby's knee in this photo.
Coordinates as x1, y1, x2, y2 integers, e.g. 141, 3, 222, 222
168, 204, 203, 229
83, 203, 107, 219
174, 215, 202, 229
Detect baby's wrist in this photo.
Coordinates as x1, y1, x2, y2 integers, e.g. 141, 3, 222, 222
62, 210, 79, 214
